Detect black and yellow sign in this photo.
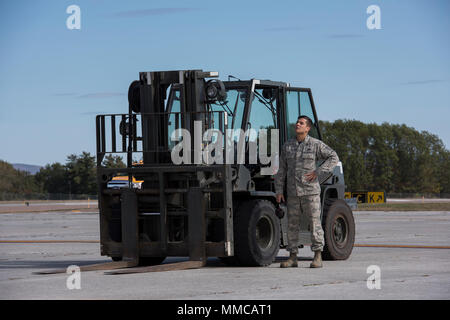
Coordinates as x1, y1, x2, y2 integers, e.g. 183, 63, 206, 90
367, 192, 385, 203
345, 191, 385, 204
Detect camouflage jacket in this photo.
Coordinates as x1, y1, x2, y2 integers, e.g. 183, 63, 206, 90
274, 135, 339, 196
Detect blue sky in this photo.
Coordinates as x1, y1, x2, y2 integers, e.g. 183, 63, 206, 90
0, 0, 449, 166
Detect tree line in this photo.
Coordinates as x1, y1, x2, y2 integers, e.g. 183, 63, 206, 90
319, 120, 450, 195
0, 153, 125, 199
1, 120, 449, 198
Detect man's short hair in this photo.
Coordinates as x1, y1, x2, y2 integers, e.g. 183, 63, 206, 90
298, 115, 313, 128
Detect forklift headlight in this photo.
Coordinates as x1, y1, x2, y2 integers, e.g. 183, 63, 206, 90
205, 80, 227, 102
206, 84, 218, 100
262, 88, 275, 102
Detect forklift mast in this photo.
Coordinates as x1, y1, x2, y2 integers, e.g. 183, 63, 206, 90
126, 70, 216, 166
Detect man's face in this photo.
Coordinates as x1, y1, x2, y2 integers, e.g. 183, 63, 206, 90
295, 118, 311, 135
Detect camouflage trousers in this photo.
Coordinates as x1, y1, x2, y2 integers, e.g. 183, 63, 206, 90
286, 194, 324, 253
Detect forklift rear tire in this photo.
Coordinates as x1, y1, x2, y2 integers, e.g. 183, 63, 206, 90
234, 199, 280, 266
322, 199, 355, 260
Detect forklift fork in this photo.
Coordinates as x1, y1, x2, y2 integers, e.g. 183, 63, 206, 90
34, 188, 207, 275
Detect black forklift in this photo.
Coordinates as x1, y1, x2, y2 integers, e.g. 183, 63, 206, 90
91, 69, 355, 274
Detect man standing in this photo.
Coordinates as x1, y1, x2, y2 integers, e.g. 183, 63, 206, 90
275, 116, 339, 268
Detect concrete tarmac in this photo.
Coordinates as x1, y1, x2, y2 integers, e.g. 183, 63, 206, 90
0, 210, 449, 299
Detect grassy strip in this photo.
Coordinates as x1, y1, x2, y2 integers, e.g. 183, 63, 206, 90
356, 202, 450, 211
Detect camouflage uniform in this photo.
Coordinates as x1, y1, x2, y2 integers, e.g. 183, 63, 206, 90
275, 135, 339, 253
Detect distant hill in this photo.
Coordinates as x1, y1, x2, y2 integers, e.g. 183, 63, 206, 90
12, 163, 42, 175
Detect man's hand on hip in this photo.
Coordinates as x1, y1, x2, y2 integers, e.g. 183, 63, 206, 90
276, 194, 285, 203
304, 171, 318, 182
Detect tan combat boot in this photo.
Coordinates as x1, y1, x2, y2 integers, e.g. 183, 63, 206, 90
280, 252, 298, 268
310, 251, 322, 268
